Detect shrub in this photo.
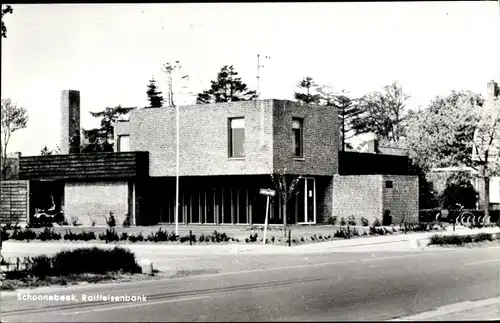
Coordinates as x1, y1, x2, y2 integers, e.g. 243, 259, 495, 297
334, 229, 347, 238
123, 213, 132, 228
339, 217, 347, 226
248, 233, 258, 243
120, 232, 129, 241
351, 228, 359, 236
327, 216, 338, 225
473, 233, 493, 242
128, 232, 144, 242
1, 227, 10, 241
106, 212, 116, 228
199, 234, 206, 243
98, 228, 119, 242
372, 218, 382, 227
360, 217, 369, 227
347, 215, 357, 226
146, 228, 169, 242
37, 228, 62, 241
51, 247, 141, 276
271, 236, 275, 243
23, 255, 53, 278
70, 216, 81, 227
11, 228, 37, 241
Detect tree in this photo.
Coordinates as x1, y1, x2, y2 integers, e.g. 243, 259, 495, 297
196, 65, 257, 104
81, 105, 135, 153
472, 97, 500, 220
317, 85, 362, 151
1, 98, 28, 179
406, 91, 484, 172
405, 89, 500, 220
351, 81, 411, 143
270, 167, 301, 229
439, 172, 478, 210
294, 77, 320, 104
408, 159, 439, 209
2, 5, 13, 39
146, 78, 164, 108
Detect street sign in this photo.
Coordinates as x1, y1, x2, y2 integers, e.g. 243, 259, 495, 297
259, 188, 276, 197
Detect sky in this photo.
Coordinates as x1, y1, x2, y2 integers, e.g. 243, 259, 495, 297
1, 2, 499, 156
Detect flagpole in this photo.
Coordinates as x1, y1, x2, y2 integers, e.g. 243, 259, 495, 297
175, 100, 179, 236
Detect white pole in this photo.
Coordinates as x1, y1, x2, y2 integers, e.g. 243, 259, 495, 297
175, 97, 179, 236
263, 196, 270, 245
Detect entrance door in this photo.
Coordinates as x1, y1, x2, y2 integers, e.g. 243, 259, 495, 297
297, 177, 316, 224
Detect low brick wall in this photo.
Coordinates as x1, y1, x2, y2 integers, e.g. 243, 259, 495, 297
64, 180, 129, 226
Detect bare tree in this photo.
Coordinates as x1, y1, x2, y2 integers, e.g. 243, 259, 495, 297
1, 98, 28, 179
269, 166, 302, 230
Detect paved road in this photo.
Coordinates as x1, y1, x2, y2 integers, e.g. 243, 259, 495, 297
2, 246, 500, 322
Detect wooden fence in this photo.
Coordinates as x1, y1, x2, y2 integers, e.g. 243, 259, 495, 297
0, 180, 29, 225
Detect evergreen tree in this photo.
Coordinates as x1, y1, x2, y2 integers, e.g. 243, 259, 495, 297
146, 78, 164, 108
81, 105, 135, 152
196, 65, 256, 104
294, 77, 320, 104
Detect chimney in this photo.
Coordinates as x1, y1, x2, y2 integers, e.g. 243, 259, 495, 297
367, 139, 379, 154
487, 80, 499, 102
60, 90, 81, 154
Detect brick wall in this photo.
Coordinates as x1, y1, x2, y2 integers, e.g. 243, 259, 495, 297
382, 175, 419, 224
332, 175, 383, 225
130, 100, 275, 176
316, 176, 334, 223
273, 101, 338, 176
64, 181, 129, 226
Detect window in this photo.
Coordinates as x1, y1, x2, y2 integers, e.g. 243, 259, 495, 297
118, 135, 130, 152
385, 180, 393, 188
229, 118, 245, 158
292, 118, 303, 157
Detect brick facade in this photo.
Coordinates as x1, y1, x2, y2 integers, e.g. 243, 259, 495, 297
129, 100, 275, 176
331, 175, 418, 225
382, 175, 419, 224
128, 99, 338, 177
272, 100, 338, 176
64, 180, 129, 226
332, 175, 383, 225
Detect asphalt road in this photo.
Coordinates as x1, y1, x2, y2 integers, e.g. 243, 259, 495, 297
1, 246, 500, 322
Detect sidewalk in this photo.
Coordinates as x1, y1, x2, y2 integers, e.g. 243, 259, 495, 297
2, 226, 499, 257
391, 296, 500, 321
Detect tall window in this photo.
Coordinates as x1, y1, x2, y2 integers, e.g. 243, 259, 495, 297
292, 118, 303, 157
118, 135, 130, 152
229, 118, 245, 158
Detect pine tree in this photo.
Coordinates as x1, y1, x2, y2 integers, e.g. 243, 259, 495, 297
196, 65, 256, 104
146, 78, 164, 108
294, 77, 321, 104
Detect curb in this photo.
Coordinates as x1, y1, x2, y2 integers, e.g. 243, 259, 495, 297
388, 296, 500, 321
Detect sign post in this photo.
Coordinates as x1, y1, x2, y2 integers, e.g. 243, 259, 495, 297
260, 188, 276, 245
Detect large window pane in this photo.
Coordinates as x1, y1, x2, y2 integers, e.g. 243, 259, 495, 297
238, 189, 247, 224
292, 118, 303, 157
229, 118, 245, 158
118, 135, 130, 152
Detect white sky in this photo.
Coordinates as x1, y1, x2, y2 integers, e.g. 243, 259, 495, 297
1, 2, 499, 156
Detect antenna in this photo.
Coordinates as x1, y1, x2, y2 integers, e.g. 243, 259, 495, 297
256, 54, 271, 100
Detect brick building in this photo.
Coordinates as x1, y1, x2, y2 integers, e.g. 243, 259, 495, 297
10, 90, 419, 226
